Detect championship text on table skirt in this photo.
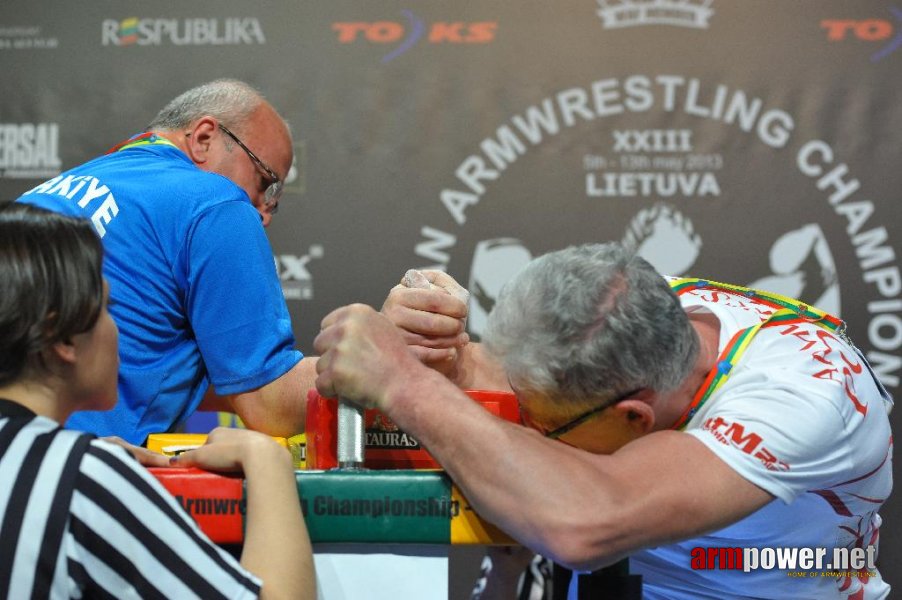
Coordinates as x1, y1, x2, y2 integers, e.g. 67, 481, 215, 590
149, 467, 515, 546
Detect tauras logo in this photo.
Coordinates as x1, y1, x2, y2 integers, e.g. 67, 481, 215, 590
366, 413, 421, 449
101, 17, 265, 46
0, 123, 61, 179
366, 430, 421, 449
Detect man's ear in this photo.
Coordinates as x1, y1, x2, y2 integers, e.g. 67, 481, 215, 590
182, 116, 219, 167
611, 399, 655, 435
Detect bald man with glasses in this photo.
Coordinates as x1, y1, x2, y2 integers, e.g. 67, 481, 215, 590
15, 79, 470, 447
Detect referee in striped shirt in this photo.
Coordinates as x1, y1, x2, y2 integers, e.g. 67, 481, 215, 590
0, 203, 315, 599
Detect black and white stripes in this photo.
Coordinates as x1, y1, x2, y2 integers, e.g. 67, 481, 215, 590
0, 404, 261, 599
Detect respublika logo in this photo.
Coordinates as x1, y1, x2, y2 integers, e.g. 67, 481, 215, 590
596, 0, 714, 29
0, 123, 62, 180
101, 17, 266, 46
332, 11, 497, 63
821, 7, 902, 62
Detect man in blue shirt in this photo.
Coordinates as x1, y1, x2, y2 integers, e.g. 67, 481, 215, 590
17, 80, 319, 444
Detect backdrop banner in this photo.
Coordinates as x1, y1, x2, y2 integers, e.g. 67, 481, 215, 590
2, 0, 899, 585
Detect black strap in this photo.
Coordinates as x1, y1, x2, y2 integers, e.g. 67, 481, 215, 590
553, 560, 643, 600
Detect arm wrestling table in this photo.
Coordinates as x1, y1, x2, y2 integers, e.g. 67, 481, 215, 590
149, 391, 516, 600
150, 390, 639, 599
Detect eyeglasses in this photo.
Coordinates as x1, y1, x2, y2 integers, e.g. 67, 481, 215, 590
218, 123, 283, 213
518, 387, 642, 440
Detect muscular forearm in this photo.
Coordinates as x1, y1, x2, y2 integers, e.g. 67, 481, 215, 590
384, 370, 773, 570
313, 307, 774, 572
380, 370, 632, 569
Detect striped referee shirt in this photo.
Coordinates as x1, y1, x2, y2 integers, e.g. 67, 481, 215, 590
0, 399, 262, 599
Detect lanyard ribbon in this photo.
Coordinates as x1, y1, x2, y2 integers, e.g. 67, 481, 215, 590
106, 132, 177, 154
668, 278, 848, 430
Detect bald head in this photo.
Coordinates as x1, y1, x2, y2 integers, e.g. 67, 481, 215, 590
146, 79, 287, 135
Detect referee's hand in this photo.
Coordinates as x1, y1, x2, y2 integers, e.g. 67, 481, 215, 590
101, 436, 171, 467
169, 427, 291, 474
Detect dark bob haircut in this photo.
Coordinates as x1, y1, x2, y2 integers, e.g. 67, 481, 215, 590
0, 203, 104, 385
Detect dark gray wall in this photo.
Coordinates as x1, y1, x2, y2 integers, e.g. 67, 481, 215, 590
2, 0, 899, 588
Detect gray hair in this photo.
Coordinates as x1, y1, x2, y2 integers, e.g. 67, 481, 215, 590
146, 79, 265, 133
483, 243, 698, 406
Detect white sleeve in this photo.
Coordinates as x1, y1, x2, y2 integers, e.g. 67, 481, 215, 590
684, 326, 881, 504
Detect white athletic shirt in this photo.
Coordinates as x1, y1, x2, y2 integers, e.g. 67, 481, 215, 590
627, 282, 893, 599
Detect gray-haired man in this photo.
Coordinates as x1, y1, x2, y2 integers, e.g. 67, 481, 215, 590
317, 242, 893, 599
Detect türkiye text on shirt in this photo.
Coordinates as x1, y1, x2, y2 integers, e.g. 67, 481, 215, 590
23, 174, 119, 237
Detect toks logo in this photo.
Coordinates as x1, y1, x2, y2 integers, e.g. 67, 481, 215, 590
332, 11, 496, 63
821, 7, 902, 62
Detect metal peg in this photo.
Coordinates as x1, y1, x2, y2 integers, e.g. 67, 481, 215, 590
336, 398, 366, 470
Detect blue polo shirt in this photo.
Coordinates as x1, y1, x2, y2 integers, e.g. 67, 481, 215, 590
17, 137, 302, 444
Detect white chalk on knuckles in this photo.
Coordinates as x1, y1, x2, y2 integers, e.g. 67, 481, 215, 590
401, 269, 470, 305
